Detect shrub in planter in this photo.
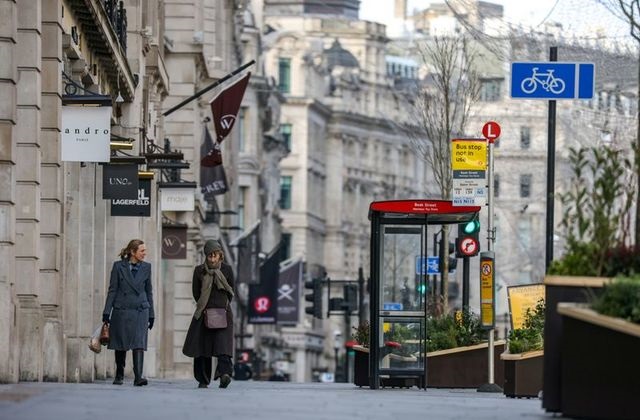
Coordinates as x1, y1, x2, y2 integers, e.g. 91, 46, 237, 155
426, 309, 486, 352
503, 300, 545, 398
591, 276, 640, 323
544, 146, 638, 412
352, 320, 370, 348
558, 276, 640, 419
507, 299, 544, 354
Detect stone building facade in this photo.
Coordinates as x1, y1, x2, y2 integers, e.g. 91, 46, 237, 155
262, 3, 428, 380
0, 0, 283, 383
161, 0, 285, 378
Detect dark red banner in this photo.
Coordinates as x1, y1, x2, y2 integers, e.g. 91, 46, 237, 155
209, 72, 251, 143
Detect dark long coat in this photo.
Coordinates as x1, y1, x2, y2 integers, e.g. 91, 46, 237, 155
102, 259, 154, 351
182, 262, 235, 358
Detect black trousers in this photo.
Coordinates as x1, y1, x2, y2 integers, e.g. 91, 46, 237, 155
193, 355, 232, 385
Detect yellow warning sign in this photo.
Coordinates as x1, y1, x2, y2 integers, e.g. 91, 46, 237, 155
452, 139, 487, 171
480, 257, 494, 328
507, 284, 545, 330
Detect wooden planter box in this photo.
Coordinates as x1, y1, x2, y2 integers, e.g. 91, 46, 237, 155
352, 345, 422, 388
542, 276, 609, 413
558, 304, 640, 420
426, 340, 505, 388
500, 350, 543, 398
354, 341, 505, 389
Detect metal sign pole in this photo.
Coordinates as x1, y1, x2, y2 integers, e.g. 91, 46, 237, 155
478, 131, 502, 393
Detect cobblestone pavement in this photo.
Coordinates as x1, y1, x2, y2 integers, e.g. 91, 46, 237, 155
0, 379, 558, 420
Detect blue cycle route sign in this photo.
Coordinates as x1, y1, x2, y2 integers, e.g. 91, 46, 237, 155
416, 256, 440, 275
511, 62, 595, 100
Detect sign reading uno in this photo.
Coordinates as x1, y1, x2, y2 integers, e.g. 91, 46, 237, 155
160, 188, 195, 211
103, 164, 139, 199
61, 106, 112, 162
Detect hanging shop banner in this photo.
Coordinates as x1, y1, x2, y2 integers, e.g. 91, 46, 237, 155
111, 179, 151, 217
507, 284, 545, 330
160, 188, 195, 211
61, 106, 111, 162
162, 226, 188, 259
248, 245, 281, 324
102, 164, 139, 199
231, 221, 261, 285
277, 258, 303, 326
210, 72, 251, 143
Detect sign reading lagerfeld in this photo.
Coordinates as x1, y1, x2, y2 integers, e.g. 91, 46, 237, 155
160, 188, 195, 211
61, 106, 112, 162
111, 179, 151, 217
102, 164, 138, 199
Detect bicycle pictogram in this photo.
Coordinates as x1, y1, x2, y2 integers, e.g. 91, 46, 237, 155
520, 67, 566, 94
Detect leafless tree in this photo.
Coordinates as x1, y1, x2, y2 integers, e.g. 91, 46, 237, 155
406, 35, 481, 311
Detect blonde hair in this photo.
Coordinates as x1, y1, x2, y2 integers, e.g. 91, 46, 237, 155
119, 239, 144, 259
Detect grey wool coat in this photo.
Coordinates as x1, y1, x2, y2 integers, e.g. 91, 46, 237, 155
182, 262, 235, 358
102, 259, 154, 351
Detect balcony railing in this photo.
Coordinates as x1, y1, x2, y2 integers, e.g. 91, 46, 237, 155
103, 0, 127, 53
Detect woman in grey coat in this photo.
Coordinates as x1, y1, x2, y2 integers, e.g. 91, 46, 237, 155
102, 239, 155, 386
182, 240, 235, 389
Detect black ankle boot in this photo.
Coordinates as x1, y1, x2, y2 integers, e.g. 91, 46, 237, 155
113, 350, 126, 385
132, 349, 148, 386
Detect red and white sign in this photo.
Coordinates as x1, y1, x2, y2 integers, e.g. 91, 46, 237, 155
482, 121, 501, 143
253, 296, 271, 314
458, 237, 479, 256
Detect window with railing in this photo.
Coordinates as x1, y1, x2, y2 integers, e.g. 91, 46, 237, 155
278, 58, 291, 94
520, 174, 532, 198
281, 233, 292, 260
103, 0, 128, 52
520, 127, 531, 149
480, 78, 502, 102
280, 123, 292, 151
279, 176, 292, 209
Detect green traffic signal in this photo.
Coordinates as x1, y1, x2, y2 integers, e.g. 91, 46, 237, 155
417, 283, 427, 295
463, 219, 480, 234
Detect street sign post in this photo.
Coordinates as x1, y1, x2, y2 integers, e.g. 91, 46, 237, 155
511, 62, 595, 100
482, 121, 501, 143
451, 138, 488, 206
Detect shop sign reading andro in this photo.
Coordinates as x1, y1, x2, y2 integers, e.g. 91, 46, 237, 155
61, 106, 112, 162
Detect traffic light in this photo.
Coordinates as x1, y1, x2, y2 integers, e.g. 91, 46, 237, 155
416, 277, 427, 295
304, 278, 323, 318
343, 284, 357, 313
448, 241, 457, 272
439, 240, 458, 274
456, 217, 481, 257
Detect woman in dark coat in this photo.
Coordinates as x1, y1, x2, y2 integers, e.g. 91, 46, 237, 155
183, 239, 235, 388
102, 239, 155, 386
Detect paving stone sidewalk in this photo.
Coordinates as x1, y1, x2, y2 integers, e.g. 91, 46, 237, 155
0, 379, 557, 420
